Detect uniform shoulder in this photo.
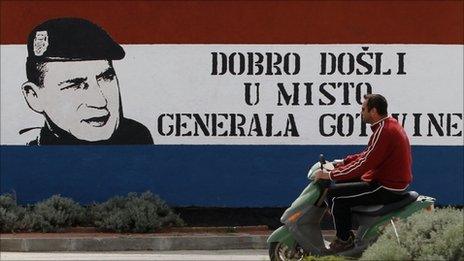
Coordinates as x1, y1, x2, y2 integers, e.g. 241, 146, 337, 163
18, 127, 42, 146
118, 118, 154, 144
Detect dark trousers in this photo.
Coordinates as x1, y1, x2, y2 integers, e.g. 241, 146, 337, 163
326, 182, 406, 241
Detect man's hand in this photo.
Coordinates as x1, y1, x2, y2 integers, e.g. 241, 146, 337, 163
314, 169, 331, 180
333, 159, 344, 168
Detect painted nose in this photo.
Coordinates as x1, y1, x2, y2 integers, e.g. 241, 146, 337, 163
84, 78, 107, 109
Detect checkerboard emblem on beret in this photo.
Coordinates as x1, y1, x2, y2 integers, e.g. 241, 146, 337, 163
33, 31, 49, 56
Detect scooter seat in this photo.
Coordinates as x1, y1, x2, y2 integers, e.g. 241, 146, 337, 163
351, 191, 419, 216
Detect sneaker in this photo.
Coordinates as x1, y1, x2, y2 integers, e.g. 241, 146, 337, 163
328, 231, 355, 253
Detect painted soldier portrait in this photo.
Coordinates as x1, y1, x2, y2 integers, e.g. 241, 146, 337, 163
20, 18, 153, 145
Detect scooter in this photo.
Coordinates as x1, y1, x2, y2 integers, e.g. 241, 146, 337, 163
267, 155, 435, 261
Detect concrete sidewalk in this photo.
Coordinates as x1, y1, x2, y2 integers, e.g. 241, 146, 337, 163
0, 227, 335, 252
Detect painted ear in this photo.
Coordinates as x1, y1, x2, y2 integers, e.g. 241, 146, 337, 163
21, 82, 44, 113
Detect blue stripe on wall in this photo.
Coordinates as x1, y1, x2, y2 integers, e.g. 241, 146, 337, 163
1, 145, 463, 206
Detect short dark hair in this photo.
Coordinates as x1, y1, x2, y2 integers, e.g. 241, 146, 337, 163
364, 94, 388, 116
26, 60, 47, 87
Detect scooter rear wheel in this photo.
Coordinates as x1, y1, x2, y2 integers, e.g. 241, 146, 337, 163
269, 242, 305, 261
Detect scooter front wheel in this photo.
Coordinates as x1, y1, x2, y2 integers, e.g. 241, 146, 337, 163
269, 242, 305, 261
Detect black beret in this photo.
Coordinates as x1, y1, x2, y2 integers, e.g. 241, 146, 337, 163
27, 17, 125, 62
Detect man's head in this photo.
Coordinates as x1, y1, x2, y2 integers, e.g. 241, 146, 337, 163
361, 94, 388, 124
22, 18, 125, 142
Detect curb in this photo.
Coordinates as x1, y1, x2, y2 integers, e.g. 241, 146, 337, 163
0, 234, 268, 252
0, 228, 336, 252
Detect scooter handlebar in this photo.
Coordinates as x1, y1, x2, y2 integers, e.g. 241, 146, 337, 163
319, 154, 326, 167
307, 159, 335, 180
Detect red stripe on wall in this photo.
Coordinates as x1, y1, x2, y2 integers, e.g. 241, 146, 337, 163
1, 1, 463, 44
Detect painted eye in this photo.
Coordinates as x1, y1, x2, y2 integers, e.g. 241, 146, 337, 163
101, 73, 115, 81
98, 69, 116, 82
61, 82, 88, 91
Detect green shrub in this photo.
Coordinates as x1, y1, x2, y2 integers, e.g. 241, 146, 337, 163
23, 195, 85, 232
89, 191, 184, 233
0, 193, 26, 232
359, 235, 411, 260
361, 207, 464, 261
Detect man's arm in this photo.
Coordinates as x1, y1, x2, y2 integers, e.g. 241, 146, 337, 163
329, 121, 391, 182
343, 151, 366, 165
332, 149, 370, 168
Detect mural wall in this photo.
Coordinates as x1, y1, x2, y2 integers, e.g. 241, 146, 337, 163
1, 1, 463, 206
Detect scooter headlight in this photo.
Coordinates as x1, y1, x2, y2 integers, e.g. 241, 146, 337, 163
307, 162, 321, 180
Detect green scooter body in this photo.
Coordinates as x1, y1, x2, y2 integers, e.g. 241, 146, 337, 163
267, 161, 330, 253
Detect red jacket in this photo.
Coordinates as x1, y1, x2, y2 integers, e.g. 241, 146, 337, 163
329, 117, 412, 190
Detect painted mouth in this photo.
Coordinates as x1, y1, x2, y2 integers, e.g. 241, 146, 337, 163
82, 114, 110, 127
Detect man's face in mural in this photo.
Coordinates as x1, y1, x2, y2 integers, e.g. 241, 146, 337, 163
25, 60, 121, 141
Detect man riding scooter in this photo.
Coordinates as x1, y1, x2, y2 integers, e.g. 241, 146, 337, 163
314, 94, 413, 253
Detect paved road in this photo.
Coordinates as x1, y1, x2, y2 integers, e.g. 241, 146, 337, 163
1, 250, 269, 261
